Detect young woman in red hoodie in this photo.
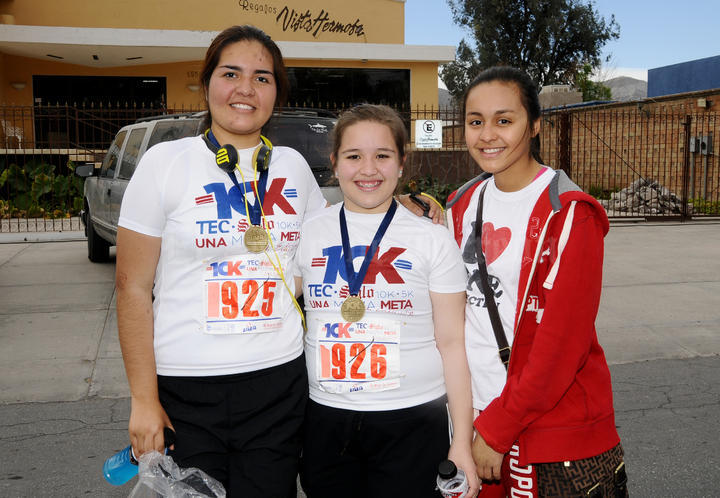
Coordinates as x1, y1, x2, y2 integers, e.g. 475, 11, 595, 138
446, 66, 628, 497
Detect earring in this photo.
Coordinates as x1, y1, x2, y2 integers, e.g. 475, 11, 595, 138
399, 170, 403, 177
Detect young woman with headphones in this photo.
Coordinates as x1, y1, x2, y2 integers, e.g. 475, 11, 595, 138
115, 25, 326, 497
115, 24, 443, 497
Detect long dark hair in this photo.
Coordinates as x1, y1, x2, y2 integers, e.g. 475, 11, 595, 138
463, 66, 543, 164
199, 25, 289, 130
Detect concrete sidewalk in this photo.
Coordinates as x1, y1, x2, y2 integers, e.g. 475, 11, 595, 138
0, 221, 719, 496
597, 221, 720, 363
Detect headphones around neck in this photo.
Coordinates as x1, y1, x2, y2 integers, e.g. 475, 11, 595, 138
202, 130, 273, 173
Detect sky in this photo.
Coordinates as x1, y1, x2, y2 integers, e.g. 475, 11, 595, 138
405, 0, 720, 83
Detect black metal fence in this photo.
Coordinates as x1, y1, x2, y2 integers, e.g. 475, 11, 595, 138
1, 102, 190, 150
541, 108, 719, 218
0, 103, 199, 231
1, 102, 719, 232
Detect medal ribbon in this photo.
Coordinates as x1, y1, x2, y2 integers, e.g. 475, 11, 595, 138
207, 130, 306, 330
208, 130, 268, 227
339, 199, 397, 297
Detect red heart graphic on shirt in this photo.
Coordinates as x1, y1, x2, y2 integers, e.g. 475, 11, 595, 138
481, 222, 511, 265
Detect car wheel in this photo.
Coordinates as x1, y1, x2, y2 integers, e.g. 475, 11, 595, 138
87, 211, 110, 262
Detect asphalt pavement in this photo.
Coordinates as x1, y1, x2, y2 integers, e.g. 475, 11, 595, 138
0, 221, 719, 497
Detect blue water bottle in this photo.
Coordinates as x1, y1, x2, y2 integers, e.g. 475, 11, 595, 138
102, 445, 138, 485
103, 427, 176, 486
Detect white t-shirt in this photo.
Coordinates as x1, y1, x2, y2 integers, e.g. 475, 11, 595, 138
119, 135, 326, 376
458, 167, 553, 409
295, 203, 467, 411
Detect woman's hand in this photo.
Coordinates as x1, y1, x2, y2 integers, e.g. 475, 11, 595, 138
448, 441, 481, 498
471, 430, 504, 481
129, 397, 175, 456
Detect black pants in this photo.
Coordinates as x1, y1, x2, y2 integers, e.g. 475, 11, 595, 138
300, 396, 450, 498
158, 354, 308, 498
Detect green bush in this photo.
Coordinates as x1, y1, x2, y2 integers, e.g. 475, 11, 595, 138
690, 198, 720, 215
587, 185, 619, 201
0, 159, 84, 218
402, 176, 464, 207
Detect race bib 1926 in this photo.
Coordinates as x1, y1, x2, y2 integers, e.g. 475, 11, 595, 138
315, 317, 401, 394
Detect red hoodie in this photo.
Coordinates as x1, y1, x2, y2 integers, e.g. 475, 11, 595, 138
447, 170, 620, 466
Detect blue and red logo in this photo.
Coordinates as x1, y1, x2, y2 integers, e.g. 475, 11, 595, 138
311, 245, 411, 285
195, 178, 297, 219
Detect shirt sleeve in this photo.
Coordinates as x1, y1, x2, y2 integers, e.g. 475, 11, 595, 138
428, 223, 468, 294
118, 145, 168, 237
306, 171, 326, 212
293, 222, 307, 279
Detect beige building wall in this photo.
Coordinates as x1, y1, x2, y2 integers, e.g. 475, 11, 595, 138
0, 0, 448, 109
1, 0, 404, 43
410, 62, 442, 108
0, 54, 205, 107
0, 55, 439, 108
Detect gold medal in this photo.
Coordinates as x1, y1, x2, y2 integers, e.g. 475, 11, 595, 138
244, 225, 269, 253
341, 295, 365, 322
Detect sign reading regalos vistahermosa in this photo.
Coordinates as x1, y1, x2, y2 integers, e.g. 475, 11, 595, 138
238, 1, 366, 39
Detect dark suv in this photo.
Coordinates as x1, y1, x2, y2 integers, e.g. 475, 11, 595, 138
75, 109, 339, 262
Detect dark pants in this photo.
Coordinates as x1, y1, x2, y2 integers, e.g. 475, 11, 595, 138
300, 396, 450, 498
158, 354, 308, 498
536, 444, 628, 497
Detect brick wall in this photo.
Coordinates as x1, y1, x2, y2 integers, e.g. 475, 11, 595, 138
540, 89, 720, 204
404, 148, 482, 185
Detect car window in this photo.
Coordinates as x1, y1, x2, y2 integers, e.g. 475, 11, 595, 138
263, 118, 336, 186
100, 130, 127, 178
147, 119, 203, 150
117, 128, 147, 180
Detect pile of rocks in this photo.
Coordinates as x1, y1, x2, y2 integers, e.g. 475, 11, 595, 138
601, 178, 686, 216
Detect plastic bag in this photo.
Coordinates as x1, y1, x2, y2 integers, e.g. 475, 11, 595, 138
128, 451, 226, 498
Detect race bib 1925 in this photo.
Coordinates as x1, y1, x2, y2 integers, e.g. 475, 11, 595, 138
202, 255, 286, 334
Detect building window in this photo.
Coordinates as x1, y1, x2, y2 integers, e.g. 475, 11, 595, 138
32, 75, 166, 108
287, 68, 410, 109
31, 76, 167, 147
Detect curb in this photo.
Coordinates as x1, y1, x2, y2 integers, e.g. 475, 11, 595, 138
0, 231, 87, 243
